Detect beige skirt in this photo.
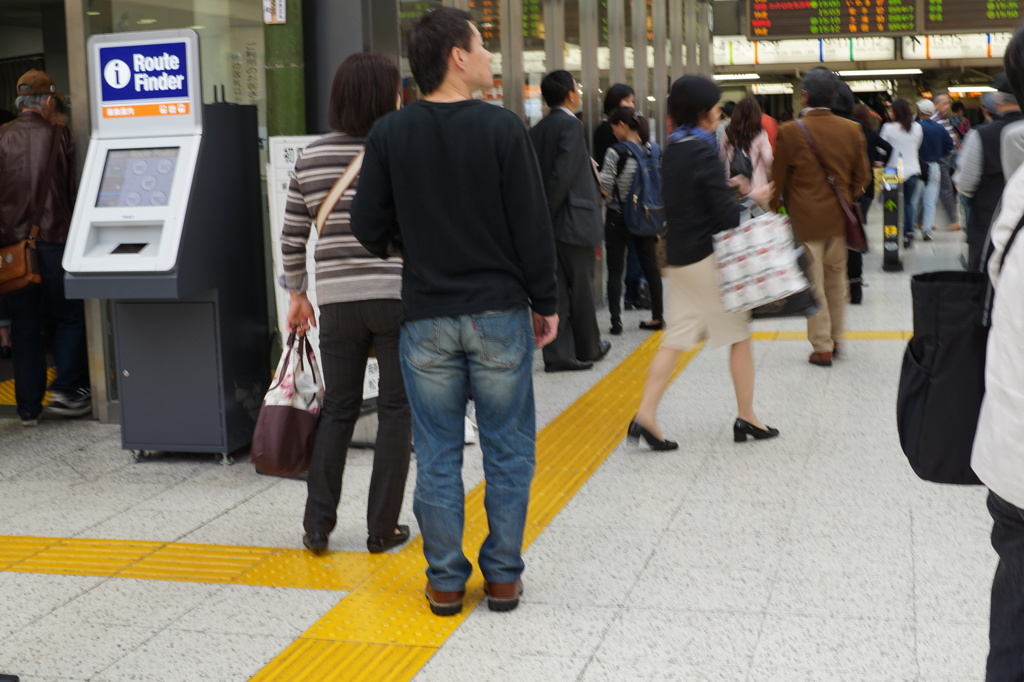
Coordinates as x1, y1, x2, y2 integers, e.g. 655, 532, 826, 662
662, 253, 751, 351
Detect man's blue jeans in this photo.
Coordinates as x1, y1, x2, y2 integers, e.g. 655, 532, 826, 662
919, 161, 941, 235
400, 305, 536, 591
5, 242, 88, 419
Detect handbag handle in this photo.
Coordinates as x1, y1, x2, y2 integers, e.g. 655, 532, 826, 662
796, 120, 861, 228
315, 148, 364, 237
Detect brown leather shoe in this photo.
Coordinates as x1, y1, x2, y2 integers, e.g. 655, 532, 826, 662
485, 578, 524, 612
425, 584, 464, 617
809, 351, 833, 367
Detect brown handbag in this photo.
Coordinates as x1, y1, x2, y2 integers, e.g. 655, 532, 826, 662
797, 120, 869, 253
0, 124, 64, 294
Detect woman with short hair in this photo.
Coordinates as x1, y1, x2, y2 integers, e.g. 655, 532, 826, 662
281, 53, 412, 556
629, 76, 777, 451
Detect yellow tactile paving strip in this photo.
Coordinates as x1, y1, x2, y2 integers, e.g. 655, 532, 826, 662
252, 333, 700, 680
0, 536, 388, 590
0, 331, 911, 679
0, 367, 56, 406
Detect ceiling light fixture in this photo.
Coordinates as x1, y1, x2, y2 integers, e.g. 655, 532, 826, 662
947, 85, 996, 93
136, 18, 158, 25
837, 68, 923, 77
713, 73, 761, 81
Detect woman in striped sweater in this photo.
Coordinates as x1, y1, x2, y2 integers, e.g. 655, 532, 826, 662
280, 53, 411, 556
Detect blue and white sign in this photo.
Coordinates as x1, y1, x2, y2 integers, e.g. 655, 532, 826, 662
99, 42, 189, 103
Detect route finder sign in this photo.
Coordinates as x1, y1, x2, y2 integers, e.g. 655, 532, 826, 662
88, 30, 201, 140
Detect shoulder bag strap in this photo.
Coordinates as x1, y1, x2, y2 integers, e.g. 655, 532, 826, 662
982, 212, 1024, 326
314, 148, 365, 237
796, 120, 858, 220
29, 124, 65, 242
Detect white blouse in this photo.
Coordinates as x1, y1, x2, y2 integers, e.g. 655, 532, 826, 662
880, 121, 923, 178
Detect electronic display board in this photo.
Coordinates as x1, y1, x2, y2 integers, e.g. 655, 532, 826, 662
923, 0, 1022, 33
748, 0, 916, 39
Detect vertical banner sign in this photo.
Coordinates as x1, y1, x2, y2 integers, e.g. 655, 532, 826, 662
263, 0, 286, 25
882, 168, 903, 271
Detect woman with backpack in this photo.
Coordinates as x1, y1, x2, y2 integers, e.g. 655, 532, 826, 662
719, 96, 773, 206
598, 106, 665, 335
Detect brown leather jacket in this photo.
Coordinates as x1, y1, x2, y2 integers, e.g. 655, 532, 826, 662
0, 110, 76, 247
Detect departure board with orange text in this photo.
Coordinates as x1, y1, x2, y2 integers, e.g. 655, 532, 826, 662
924, 0, 1022, 32
748, 0, 917, 39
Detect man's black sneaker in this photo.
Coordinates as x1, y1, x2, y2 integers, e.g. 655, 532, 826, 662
45, 388, 92, 417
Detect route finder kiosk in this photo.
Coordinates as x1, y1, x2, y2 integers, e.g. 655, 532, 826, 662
64, 30, 269, 463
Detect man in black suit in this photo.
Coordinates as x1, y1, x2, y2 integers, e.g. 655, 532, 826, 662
530, 70, 610, 372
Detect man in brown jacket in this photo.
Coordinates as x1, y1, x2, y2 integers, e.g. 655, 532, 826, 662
771, 67, 870, 367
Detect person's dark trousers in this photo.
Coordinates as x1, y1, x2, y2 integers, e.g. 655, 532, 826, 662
848, 194, 873, 303
543, 241, 603, 365
303, 299, 412, 538
986, 491, 1024, 682
5, 242, 88, 419
938, 157, 959, 224
968, 240, 987, 273
623, 239, 645, 305
605, 210, 663, 325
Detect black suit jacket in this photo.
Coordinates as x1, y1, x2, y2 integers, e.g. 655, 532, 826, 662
529, 109, 603, 247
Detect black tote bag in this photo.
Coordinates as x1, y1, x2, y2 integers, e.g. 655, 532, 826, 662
896, 271, 987, 484
896, 214, 1024, 485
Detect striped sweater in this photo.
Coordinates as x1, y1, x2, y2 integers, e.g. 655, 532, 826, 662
280, 132, 401, 304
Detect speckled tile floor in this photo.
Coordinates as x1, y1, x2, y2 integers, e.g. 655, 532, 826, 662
0, 212, 995, 682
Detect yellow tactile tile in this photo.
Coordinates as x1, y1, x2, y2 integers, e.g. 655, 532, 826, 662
250, 640, 435, 682
0, 536, 61, 570
751, 330, 911, 341
237, 550, 389, 591
0, 367, 56, 406
11, 539, 162, 577
120, 543, 278, 583
253, 334, 700, 680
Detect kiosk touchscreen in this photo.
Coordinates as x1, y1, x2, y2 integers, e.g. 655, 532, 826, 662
64, 30, 268, 462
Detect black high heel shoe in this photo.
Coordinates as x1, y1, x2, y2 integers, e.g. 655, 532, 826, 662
627, 419, 679, 451
639, 320, 664, 331
733, 418, 779, 442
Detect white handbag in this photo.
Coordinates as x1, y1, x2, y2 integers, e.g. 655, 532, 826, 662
713, 208, 811, 314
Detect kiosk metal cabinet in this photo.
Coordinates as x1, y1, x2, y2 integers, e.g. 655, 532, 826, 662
64, 30, 269, 463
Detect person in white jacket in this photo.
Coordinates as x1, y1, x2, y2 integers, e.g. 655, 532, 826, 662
971, 25, 1024, 681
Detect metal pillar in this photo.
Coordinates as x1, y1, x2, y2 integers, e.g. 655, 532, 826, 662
685, 0, 697, 75
652, 0, 667, 143
545, 0, 566, 71
608, 0, 626, 85
501, 0, 526, 120
670, 0, 684, 80
699, 0, 713, 78
631, 0, 648, 113
580, 0, 600, 140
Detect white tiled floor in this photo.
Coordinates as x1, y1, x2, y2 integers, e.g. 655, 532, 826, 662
0, 220, 997, 681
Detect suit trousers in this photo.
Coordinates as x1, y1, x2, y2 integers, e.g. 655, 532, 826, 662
303, 299, 412, 538
805, 236, 848, 353
543, 241, 602, 365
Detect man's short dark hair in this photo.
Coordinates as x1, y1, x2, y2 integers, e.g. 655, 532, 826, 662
951, 101, 966, 114
831, 81, 855, 115
407, 8, 474, 96
603, 83, 635, 115
802, 67, 837, 108
328, 53, 401, 137
668, 76, 720, 127
1004, 24, 1024, 108
541, 70, 576, 108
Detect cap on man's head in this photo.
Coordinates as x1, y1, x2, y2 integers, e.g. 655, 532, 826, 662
916, 99, 936, 116
16, 70, 62, 100
993, 72, 1014, 95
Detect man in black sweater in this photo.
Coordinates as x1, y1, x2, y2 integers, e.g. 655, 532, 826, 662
351, 8, 558, 618
530, 70, 610, 372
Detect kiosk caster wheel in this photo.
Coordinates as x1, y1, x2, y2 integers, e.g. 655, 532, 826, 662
131, 450, 152, 463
